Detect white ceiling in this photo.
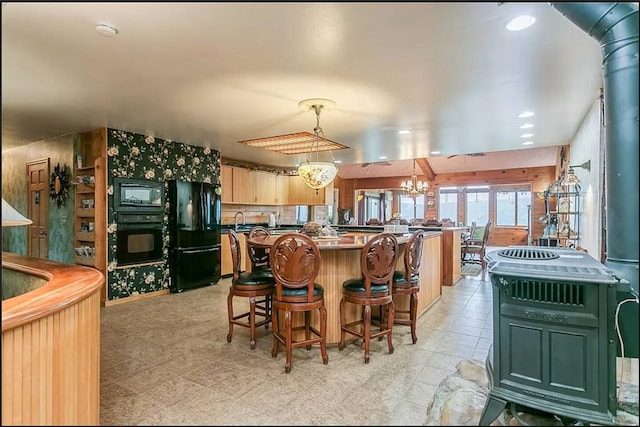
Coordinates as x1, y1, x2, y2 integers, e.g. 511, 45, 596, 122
1, 2, 602, 177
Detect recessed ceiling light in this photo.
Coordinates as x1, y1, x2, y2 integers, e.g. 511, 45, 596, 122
430, 151, 441, 155
506, 15, 536, 31
521, 133, 534, 138
96, 23, 119, 37
378, 156, 387, 160
522, 141, 534, 146
518, 111, 535, 118
333, 160, 342, 164
398, 129, 411, 135
520, 123, 534, 129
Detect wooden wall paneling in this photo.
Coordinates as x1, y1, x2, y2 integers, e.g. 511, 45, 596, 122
2, 292, 100, 426
335, 166, 557, 245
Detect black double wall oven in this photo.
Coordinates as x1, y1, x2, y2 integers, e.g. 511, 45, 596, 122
167, 180, 222, 293
114, 178, 165, 266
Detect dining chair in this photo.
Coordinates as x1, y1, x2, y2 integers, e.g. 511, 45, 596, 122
461, 220, 492, 269
226, 229, 275, 350
269, 233, 328, 373
387, 229, 425, 344
247, 225, 273, 276
339, 233, 399, 363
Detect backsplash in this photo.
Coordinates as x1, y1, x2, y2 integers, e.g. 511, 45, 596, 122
106, 128, 221, 301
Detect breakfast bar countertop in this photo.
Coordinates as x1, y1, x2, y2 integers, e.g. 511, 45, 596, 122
247, 231, 442, 250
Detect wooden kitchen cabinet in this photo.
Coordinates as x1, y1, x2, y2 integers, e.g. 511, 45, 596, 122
221, 164, 332, 206
225, 166, 281, 205
254, 170, 278, 205
220, 229, 247, 275
231, 166, 254, 204
220, 164, 233, 203
284, 175, 333, 205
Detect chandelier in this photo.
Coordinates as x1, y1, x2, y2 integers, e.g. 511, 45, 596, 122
297, 98, 338, 194
400, 159, 428, 198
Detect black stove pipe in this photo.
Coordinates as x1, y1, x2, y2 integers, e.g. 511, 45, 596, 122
550, 2, 639, 294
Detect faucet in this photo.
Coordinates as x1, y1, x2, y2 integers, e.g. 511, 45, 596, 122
234, 211, 245, 230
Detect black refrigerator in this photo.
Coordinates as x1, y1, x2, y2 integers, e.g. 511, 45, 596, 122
168, 179, 221, 292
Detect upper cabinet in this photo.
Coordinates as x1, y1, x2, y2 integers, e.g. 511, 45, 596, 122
220, 165, 233, 203
220, 164, 331, 206
284, 175, 333, 205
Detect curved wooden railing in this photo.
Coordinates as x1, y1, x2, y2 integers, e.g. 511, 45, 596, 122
2, 252, 104, 426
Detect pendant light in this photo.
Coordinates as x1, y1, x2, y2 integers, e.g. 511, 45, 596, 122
400, 159, 428, 199
2, 198, 33, 226
297, 98, 338, 194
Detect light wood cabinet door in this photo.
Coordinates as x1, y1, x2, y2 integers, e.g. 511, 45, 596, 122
220, 165, 233, 203
254, 171, 277, 205
285, 175, 332, 205
220, 230, 247, 275
221, 231, 232, 276
231, 166, 254, 204
276, 174, 287, 205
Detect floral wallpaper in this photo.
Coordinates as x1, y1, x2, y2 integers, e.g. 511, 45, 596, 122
106, 128, 221, 301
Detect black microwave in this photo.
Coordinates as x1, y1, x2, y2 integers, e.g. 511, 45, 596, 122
114, 177, 164, 212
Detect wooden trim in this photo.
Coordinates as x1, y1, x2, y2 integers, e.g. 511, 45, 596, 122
102, 288, 170, 306
2, 252, 104, 332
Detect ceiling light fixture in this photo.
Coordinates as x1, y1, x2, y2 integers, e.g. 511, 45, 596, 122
522, 141, 534, 145
520, 123, 534, 129
398, 129, 411, 135
400, 159, 428, 199
506, 15, 536, 31
518, 111, 535, 118
521, 133, 534, 138
96, 23, 119, 37
297, 98, 338, 194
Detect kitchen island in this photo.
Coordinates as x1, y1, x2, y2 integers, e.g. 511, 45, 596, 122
2, 252, 104, 425
246, 231, 442, 344
246, 223, 464, 286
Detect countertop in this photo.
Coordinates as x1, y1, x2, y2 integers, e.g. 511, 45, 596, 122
221, 223, 463, 234
247, 231, 441, 250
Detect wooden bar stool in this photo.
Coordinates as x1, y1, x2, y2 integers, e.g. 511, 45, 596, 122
226, 229, 275, 350
339, 233, 399, 363
247, 226, 273, 275
389, 229, 425, 344
269, 233, 328, 373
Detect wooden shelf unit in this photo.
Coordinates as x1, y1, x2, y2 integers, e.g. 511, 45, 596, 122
74, 129, 107, 303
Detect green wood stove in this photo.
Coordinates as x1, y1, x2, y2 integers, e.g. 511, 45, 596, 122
479, 247, 630, 426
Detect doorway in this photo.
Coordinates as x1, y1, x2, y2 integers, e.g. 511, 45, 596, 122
26, 158, 49, 259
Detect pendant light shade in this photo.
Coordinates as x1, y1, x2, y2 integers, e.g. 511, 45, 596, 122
297, 162, 338, 191
2, 198, 33, 226
297, 98, 338, 193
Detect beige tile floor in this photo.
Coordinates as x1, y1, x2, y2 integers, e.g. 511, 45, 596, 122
99, 269, 638, 426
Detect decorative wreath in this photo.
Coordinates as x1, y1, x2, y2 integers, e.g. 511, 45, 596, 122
50, 163, 71, 208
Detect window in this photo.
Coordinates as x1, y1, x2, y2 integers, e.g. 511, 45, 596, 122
438, 187, 458, 222
365, 195, 381, 221
295, 205, 309, 224
465, 186, 490, 226
399, 195, 424, 219
437, 184, 531, 227
495, 186, 531, 226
